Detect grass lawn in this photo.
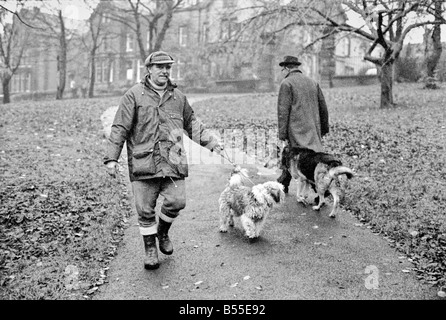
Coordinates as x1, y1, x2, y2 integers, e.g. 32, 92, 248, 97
0, 83, 444, 299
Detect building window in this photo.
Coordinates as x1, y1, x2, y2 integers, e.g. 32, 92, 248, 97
201, 23, 209, 44
101, 13, 110, 24
136, 59, 143, 81
172, 59, 184, 80
344, 65, 354, 75
21, 56, 32, 67
12, 72, 31, 93
126, 33, 134, 52
179, 26, 188, 47
220, 18, 238, 41
180, 0, 198, 7
338, 37, 351, 57
102, 35, 110, 52
126, 60, 133, 81
109, 61, 114, 83
95, 60, 111, 83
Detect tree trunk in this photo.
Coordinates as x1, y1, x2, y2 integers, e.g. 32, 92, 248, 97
422, 0, 442, 89
89, 50, 96, 98
56, 10, 67, 100
380, 61, 394, 108
153, 1, 174, 52
2, 77, 11, 104
134, 12, 146, 63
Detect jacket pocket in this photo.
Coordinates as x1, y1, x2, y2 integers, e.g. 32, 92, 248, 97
132, 143, 156, 176
168, 112, 183, 130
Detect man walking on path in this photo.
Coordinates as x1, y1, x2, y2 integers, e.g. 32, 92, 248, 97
276, 55, 329, 194
103, 51, 223, 270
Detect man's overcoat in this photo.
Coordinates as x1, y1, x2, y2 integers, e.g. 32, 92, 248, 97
277, 70, 329, 152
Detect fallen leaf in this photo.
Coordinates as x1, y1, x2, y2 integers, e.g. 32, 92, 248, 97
402, 269, 410, 273
255, 285, 263, 291
409, 230, 419, 237
438, 291, 446, 298
230, 282, 238, 288
86, 287, 98, 294
243, 276, 250, 281
312, 225, 319, 229
194, 281, 203, 286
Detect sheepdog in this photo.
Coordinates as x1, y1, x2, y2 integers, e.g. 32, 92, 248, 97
287, 147, 354, 218
218, 165, 285, 241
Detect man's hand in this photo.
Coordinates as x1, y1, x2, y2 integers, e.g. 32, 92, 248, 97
212, 144, 224, 155
106, 161, 118, 178
281, 139, 289, 149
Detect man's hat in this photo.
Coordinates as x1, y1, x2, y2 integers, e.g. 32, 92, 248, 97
145, 51, 175, 66
279, 55, 301, 67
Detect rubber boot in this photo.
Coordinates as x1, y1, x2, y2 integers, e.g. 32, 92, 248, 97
143, 235, 159, 270
157, 219, 173, 255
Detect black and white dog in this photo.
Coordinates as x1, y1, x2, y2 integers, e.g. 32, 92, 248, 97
286, 147, 354, 218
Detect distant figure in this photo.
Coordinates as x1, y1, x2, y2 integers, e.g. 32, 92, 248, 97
80, 78, 88, 98
70, 79, 78, 99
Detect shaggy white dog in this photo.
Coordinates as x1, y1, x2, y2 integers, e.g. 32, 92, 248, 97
218, 166, 285, 241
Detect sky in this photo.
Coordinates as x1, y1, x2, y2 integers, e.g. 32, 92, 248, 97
345, 5, 446, 44
2, 0, 445, 43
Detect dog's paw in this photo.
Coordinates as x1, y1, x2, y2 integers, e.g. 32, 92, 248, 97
219, 227, 228, 233
312, 205, 321, 211
296, 196, 308, 206
328, 212, 336, 218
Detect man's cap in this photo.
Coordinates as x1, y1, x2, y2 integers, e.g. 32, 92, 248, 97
279, 55, 301, 67
145, 51, 175, 66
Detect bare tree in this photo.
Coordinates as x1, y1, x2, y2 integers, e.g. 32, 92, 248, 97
106, 0, 184, 63
309, 0, 446, 108
0, 3, 30, 104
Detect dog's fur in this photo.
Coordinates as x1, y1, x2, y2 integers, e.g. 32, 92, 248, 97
287, 147, 354, 218
218, 166, 285, 240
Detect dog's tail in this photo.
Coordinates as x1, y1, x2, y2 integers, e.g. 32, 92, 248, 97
329, 166, 354, 179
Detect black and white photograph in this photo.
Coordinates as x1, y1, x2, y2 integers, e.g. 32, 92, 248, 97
1, 0, 445, 309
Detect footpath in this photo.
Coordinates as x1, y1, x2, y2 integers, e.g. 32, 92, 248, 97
95, 95, 438, 300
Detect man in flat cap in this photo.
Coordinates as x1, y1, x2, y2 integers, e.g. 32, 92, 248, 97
104, 51, 223, 270
276, 55, 329, 194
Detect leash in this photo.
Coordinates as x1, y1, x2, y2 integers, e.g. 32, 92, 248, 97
219, 149, 256, 186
